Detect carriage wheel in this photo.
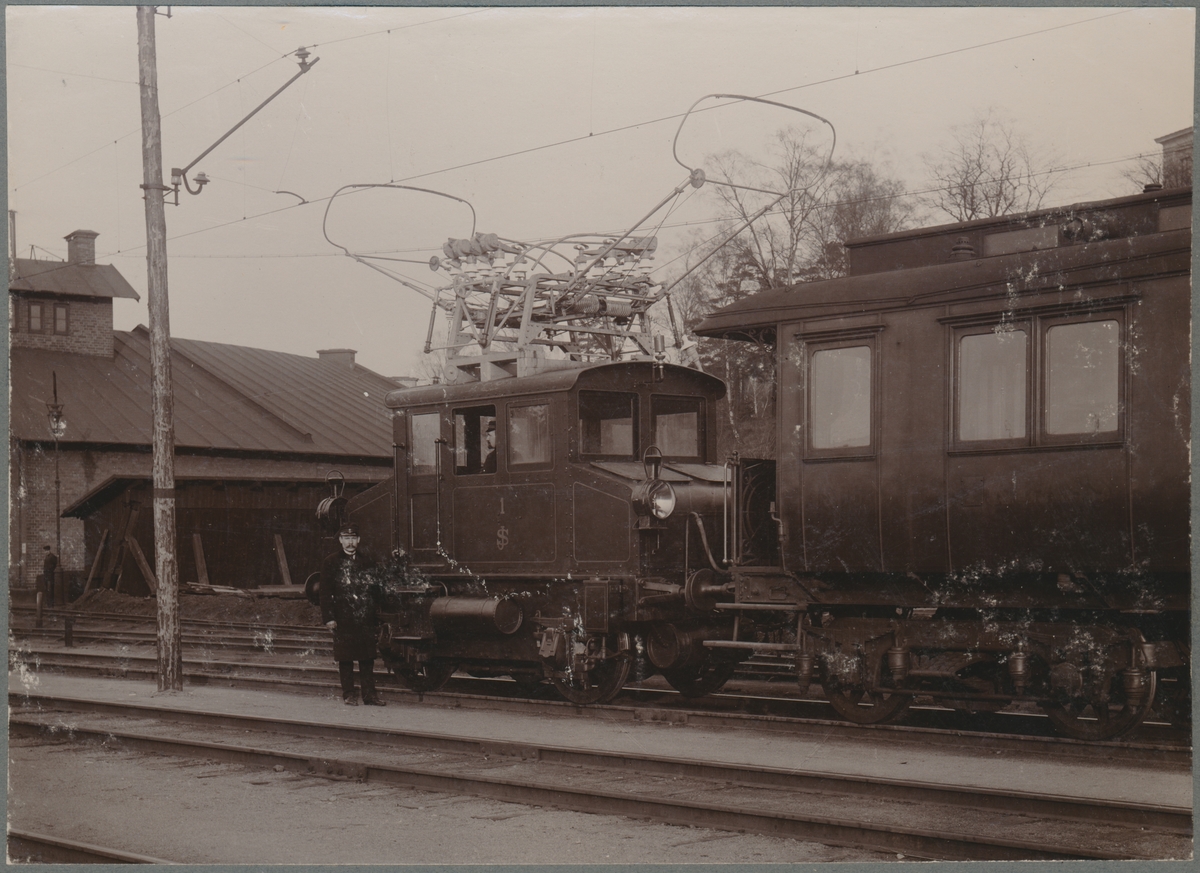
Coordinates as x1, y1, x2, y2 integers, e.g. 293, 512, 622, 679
1042, 670, 1157, 741
510, 672, 547, 696
550, 635, 632, 705
662, 660, 738, 698
390, 659, 457, 693
821, 657, 913, 725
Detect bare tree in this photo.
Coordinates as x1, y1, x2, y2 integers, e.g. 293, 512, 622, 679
660, 131, 913, 458
698, 130, 914, 291
922, 109, 1065, 222
1119, 149, 1192, 193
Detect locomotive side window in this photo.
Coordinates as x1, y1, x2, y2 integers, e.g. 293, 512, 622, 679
454, 405, 497, 474
957, 327, 1028, 442
579, 391, 637, 458
1045, 320, 1119, 435
651, 395, 703, 459
509, 403, 551, 466
810, 346, 872, 450
410, 413, 441, 474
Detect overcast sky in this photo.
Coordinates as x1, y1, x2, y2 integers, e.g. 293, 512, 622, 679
7, 5, 1195, 377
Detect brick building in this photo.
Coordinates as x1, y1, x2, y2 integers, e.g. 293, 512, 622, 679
9, 230, 398, 594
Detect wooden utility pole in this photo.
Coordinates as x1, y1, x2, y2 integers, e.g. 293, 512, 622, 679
137, 5, 182, 691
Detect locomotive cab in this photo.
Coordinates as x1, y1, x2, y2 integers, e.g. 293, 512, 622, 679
344, 360, 743, 702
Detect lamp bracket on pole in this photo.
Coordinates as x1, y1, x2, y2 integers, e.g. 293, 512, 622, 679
169, 47, 319, 204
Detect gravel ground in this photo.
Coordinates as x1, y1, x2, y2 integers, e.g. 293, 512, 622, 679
9, 736, 899, 864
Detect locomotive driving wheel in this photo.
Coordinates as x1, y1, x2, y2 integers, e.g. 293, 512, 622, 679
549, 633, 632, 705
385, 656, 457, 693
820, 654, 913, 725
661, 659, 738, 698
1041, 670, 1158, 741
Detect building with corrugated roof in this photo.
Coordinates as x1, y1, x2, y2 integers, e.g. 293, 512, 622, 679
9, 230, 397, 594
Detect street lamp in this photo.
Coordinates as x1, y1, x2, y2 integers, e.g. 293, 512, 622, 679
46, 371, 66, 605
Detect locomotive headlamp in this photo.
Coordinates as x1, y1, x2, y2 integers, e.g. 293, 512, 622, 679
633, 478, 677, 521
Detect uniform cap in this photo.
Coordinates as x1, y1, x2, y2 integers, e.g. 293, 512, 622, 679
338, 525, 359, 537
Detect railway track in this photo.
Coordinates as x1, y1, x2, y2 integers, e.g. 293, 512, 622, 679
10, 643, 1190, 765
11, 692, 1190, 861
6, 829, 173, 864
11, 606, 1191, 749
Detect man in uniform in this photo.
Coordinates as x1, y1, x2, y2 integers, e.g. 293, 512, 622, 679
481, 419, 497, 473
319, 526, 386, 705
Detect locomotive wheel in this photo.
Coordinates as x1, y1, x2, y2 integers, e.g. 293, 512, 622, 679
1041, 670, 1158, 741
510, 672, 547, 696
550, 636, 632, 705
661, 660, 737, 698
392, 661, 457, 693
820, 657, 913, 725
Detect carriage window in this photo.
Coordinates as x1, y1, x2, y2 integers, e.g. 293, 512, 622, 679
652, 395, 702, 458
810, 346, 872, 449
958, 328, 1027, 441
579, 391, 637, 457
1045, 321, 1119, 435
509, 403, 551, 466
409, 413, 440, 475
454, 405, 497, 474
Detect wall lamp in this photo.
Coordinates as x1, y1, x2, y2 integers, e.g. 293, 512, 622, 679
168, 47, 318, 205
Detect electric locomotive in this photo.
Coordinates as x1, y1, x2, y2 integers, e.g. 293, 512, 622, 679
342, 359, 756, 703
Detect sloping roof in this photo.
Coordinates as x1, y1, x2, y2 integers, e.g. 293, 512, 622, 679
10, 258, 140, 300
385, 361, 725, 408
10, 327, 396, 457
695, 229, 1191, 338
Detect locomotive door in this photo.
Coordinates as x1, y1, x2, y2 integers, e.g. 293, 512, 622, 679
400, 410, 448, 562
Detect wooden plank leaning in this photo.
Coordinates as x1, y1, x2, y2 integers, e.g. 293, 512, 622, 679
126, 536, 158, 595
192, 533, 210, 586
82, 529, 110, 596
274, 534, 293, 586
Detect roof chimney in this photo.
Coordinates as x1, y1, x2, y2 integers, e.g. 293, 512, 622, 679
65, 229, 99, 265
317, 348, 357, 369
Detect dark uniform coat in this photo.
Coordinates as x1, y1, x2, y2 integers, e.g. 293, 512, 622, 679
319, 548, 383, 662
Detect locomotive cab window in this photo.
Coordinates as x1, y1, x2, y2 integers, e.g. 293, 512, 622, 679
409, 412, 441, 475
454, 405, 498, 474
579, 390, 637, 458
808, 344, 873, 453
651, 395, 703, 459
508, 402, 551, 467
